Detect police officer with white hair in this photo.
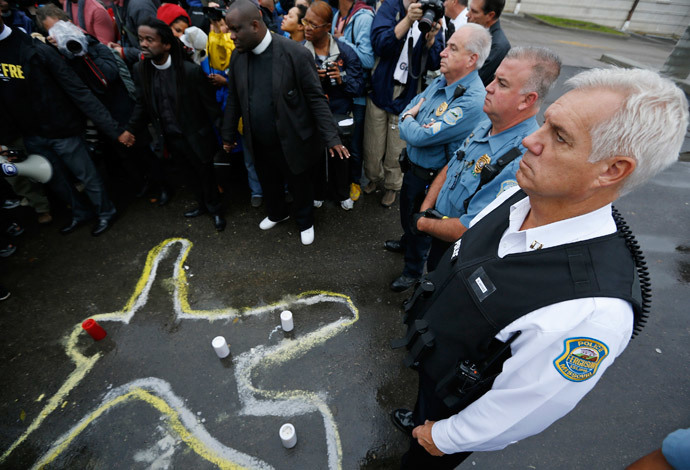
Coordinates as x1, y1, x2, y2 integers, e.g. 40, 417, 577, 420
391, 67, 689, 469
386, 23, 490, 292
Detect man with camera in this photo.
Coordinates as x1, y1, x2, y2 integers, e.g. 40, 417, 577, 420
467, 0, 509, 85
412, 47, 560, 272
0, 13, 122, 236
392, 66, 687, 469
385, 23, 489, 292
363, 0, 444, 207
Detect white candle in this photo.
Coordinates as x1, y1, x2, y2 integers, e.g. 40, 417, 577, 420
280, 310, 294, 332
280, 423, 297, 448
212, 336, 230, 358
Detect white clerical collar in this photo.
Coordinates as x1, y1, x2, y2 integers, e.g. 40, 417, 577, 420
0, 25, 12, 41
252, 29, 272, 55
152, 54, 172, 70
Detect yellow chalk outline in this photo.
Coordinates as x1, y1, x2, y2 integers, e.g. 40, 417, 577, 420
33, 388, 248, 470
2, 238, 359, 469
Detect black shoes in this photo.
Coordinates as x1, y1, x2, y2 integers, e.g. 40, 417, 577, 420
5, 222, 23, 237
384, 239, 404, 253
60, 219, 86, 235
213, 215, 226, 231
0, 244, 16, 257
91, 218, 113, 237
184, 207, 208, 218
391, 409, 415, 437
157, 189, 171, 206
390, 275, 419, 292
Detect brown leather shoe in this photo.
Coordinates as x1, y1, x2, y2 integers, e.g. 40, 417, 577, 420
381, 189, 397, 207
363, 181, 377, 194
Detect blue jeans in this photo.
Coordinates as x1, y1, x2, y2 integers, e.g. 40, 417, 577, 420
243, 146, 263, 197
24, 135, 116, 221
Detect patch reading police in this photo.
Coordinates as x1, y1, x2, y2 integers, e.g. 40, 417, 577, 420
554, 337, 609, 382
442, 107, 463, 126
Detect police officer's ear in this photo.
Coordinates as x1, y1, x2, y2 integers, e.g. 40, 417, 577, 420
517, 91, 538, 111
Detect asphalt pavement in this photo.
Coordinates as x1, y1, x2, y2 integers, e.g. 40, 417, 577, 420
0, 14, 688, 470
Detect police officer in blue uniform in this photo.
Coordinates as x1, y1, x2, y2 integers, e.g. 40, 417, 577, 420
414, 47, 561, 271
387, 24, 491, 292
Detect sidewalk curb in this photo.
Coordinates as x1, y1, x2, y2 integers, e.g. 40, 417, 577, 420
518, 13, 631, 39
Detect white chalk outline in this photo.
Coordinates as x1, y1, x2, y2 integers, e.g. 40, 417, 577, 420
1, 238, 359, 469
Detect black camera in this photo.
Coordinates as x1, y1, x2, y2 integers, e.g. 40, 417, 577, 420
320, 60, 337, 86
418, 0, 444, 34
203, 6, 227, 21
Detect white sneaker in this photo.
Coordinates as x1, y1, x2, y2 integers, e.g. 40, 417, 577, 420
313, 200, 324, 208
259, 216, 289, 230
340, 198, 354, 210
300, 226, 314, 245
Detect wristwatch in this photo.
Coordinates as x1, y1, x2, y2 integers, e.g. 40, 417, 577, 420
402, 112, 414, 121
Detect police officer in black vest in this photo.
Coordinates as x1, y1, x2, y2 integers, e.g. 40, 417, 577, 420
390, 67, 688, 468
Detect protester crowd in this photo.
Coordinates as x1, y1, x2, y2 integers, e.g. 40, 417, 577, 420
1, 0, 507, 285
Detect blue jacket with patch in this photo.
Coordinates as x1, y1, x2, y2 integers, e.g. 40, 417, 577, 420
399, 70, 486, 171
435, 116, 539, 227
369, 0, 443, 114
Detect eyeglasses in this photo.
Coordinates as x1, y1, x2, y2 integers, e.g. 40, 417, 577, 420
301, 18, 328, 29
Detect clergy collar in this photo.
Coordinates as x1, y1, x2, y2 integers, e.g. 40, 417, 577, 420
152, 54, 172, 70
252, 29, 272, 55
0, 25, 11, 41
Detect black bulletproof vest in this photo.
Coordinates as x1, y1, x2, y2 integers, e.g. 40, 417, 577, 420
393, 190, 643, 411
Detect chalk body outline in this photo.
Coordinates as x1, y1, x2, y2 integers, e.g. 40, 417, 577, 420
0, 238, 359, 469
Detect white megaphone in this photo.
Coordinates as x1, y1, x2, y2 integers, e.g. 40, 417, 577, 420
1, 154, 53, 184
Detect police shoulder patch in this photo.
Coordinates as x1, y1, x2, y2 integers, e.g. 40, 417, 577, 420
442, 107, 463, 126
554, 337, 609, 382
430, 122, 442, 135
497, 179, 517, 196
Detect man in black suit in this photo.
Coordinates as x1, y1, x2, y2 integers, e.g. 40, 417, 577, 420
221, 0, 348, 246
118, 18, 226, 231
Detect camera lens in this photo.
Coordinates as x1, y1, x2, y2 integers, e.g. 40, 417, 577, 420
66, 40, 83, 54
418, 11, 435, 34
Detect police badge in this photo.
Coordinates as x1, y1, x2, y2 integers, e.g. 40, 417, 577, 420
473, 154, 491, 175
435, 101, 448, 116
554, 337, 609, 382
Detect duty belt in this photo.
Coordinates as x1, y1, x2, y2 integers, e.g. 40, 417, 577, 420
409, 161, 439, 182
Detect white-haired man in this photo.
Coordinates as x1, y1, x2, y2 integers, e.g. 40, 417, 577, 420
391, 67, 688, 469
386, 23, 491, 293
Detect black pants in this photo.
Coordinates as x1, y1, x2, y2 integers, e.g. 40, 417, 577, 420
401, 371, 472, 469
253, 141, 314, 231
400, 171, 433, 278
165, 134, 221, 215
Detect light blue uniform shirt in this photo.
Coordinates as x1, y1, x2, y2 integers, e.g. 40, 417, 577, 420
435, 116, 539, 227
399, 70, 486, 171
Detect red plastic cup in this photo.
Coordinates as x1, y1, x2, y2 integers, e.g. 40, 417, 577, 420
82, 319, 107, 341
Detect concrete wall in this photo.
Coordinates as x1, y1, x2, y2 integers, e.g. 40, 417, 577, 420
504, 0, 690, 37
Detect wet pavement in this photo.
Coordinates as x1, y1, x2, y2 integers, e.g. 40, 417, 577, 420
1, 15, 689, 470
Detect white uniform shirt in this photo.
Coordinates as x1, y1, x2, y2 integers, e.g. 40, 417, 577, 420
431, 186, 634, 454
